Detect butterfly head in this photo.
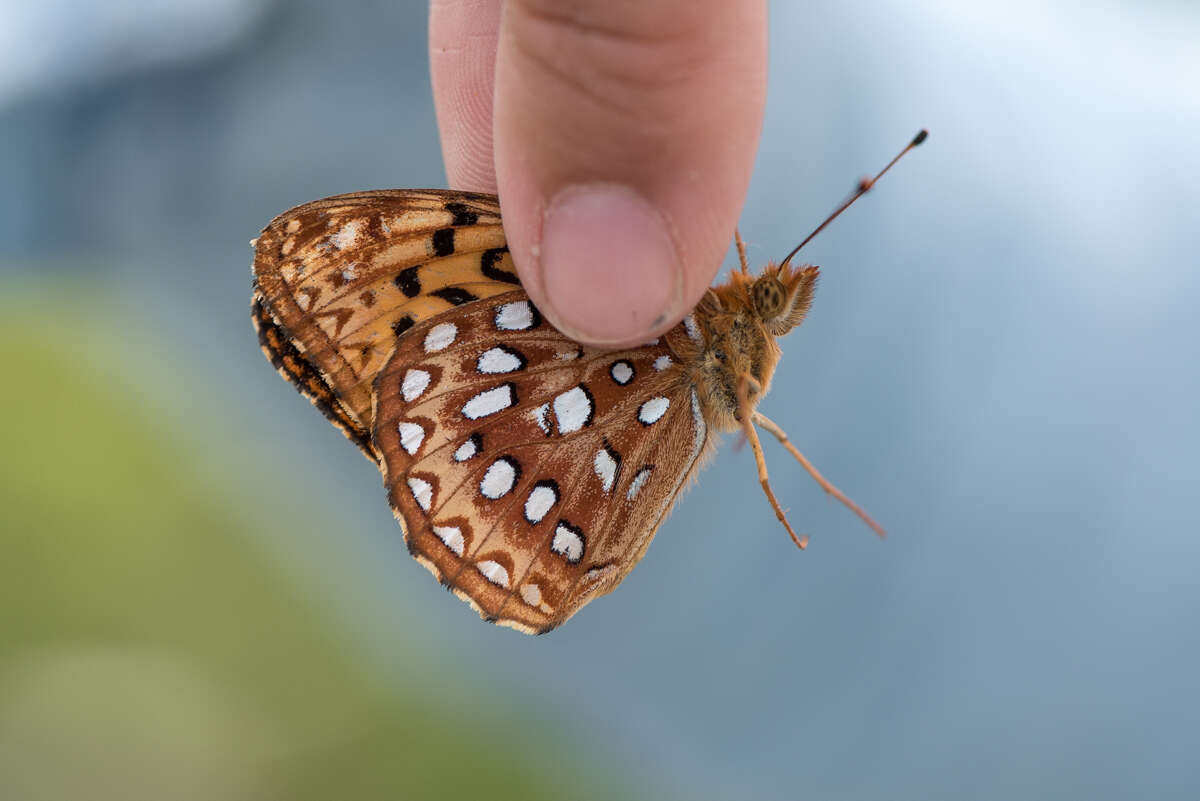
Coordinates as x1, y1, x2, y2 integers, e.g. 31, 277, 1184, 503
690, 263, 819, 430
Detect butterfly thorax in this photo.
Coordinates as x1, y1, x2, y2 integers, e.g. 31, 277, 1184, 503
685, 262, 819, 432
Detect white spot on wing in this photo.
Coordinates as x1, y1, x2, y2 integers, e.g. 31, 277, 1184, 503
424, 322, 457, 353
524, 483, 558, 524
653, 355, 672, 371
610, 360, 634, 385
520, 583, 542, 607
495, 300, 534, 330
453, 436, 479, 462
684, 314, 701, 342
480, 458, 518, 499
627, 467, 653, 500
329, 219, 363, 250
476, 560, 510, 587
638, 396, 670, 425
594, 448, 618, 493
477, 347, 523, 374
551, 524, 585, 563
583, 564, 615, 587
462, 384, 515, 419
408, 477, 433, 511
401, 369, 431, 402
433, 525, 464, 556
530, 403, 550, 434
553, 386, 592, 434
398, 421, 425, 455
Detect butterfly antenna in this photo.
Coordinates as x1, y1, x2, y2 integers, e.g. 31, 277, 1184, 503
779, 129, 928, 269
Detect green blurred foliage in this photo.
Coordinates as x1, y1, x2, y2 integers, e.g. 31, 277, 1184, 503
0, 283, 628, 801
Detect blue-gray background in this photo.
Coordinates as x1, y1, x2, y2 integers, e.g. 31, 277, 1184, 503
3, 1, 1198, 799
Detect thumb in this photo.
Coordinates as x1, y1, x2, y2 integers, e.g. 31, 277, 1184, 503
493, 0, 767, 347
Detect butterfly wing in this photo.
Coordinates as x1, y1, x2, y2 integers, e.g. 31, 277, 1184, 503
252, 189, 715, 633
373, 291, 713, 633
251, 190, 520, 457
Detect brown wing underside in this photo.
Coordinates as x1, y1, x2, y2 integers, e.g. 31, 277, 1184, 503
251, 189, 521, 458
373, 291, 710, 633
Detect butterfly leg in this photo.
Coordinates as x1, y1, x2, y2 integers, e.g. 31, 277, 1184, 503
735, 228, 750, 275
737, 375, 809, 549
752, 411, 887, 538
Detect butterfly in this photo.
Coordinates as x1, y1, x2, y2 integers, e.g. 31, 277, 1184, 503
251, 131, 926, 634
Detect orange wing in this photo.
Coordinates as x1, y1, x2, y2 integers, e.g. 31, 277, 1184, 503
373, 292, 713, 633
251, 190, 520, 457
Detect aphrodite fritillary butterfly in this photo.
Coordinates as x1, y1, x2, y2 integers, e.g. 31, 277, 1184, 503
251, 131, 926, 633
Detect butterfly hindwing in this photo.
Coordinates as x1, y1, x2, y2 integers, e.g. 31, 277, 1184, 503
373, 291, 712, 633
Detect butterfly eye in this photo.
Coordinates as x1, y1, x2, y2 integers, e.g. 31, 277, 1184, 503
712, 348, 727, 362
752, 278, 787, 319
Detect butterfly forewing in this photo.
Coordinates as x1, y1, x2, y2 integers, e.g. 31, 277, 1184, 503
252, 190, 520, 456
373, 291, 711, 633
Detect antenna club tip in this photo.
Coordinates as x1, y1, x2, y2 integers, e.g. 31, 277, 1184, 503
912, 129, 929, 146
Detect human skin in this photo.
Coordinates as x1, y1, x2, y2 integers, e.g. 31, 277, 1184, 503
429, 0, 768, 347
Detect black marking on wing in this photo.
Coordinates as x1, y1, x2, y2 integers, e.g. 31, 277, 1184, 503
431, 287, 479, 306
444, 201, 480, 226
395, 266, 421, 297
480, 247, 519, 285
392, 315, 415, 337
601, 438, 623, 487
432, 228, 455, 257
578, 384, 596, 428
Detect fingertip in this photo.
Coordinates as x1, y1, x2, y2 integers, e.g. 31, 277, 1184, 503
536, 183, 684, 347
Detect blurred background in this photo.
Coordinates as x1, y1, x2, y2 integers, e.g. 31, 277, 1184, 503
2, 1, 1198, 799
